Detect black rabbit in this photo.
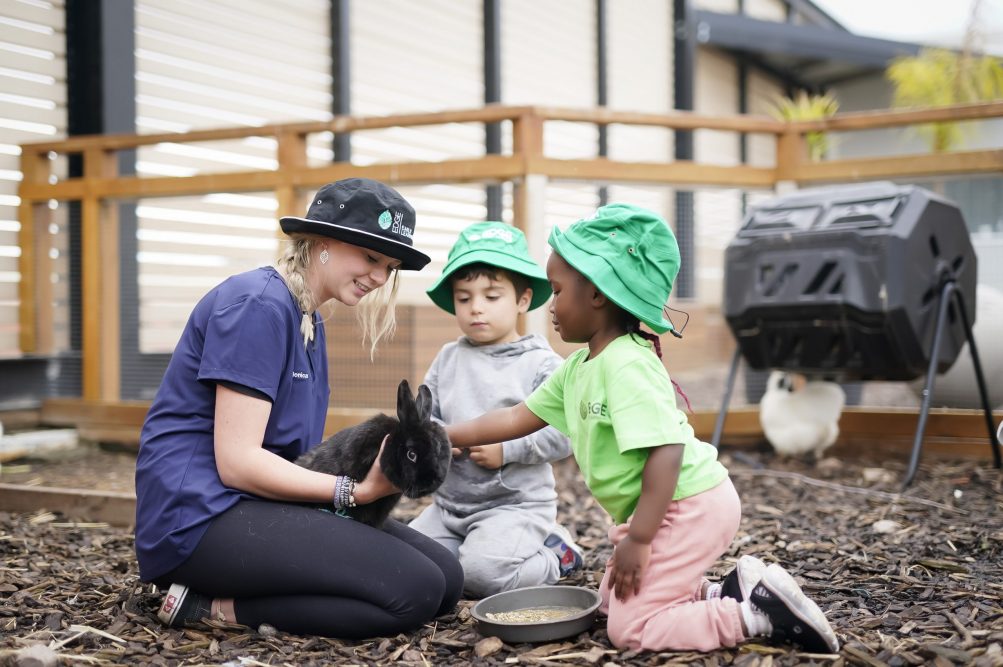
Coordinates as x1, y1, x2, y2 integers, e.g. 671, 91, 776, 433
295, 379, 451, 527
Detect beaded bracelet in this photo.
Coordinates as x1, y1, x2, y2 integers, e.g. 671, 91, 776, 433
332, 475, 357, 510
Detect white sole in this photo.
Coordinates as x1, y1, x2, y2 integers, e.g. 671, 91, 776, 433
761, 564, 840, 653
156, 583, 188, 627
736, 555, 767, 600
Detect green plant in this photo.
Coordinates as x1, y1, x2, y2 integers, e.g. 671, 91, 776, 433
769, 91, 839, 162
886, 48, 1003, 152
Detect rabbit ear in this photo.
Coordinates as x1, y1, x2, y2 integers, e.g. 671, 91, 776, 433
415, 384, 433, 423
396, 379, 418, 425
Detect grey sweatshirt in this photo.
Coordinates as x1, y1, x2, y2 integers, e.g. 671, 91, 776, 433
424, 334, 572, 517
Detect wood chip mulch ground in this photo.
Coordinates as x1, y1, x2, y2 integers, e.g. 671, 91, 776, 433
1, 447, 1001, 666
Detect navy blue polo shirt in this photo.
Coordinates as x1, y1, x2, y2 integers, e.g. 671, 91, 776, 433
134, 267, 329, 582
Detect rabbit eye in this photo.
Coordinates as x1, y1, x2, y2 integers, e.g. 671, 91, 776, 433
407, 450, 417, 463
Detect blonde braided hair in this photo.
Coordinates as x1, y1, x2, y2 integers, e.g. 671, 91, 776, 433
276, 234, 399, 357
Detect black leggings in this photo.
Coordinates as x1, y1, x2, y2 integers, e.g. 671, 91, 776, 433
157, 500, 463, 638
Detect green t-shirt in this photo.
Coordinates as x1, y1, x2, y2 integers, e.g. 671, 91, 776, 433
525, 334, 728, 524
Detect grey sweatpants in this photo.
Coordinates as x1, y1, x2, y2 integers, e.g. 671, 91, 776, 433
409, 500, 560, 598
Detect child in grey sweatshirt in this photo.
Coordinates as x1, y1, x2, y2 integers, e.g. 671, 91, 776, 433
411, 221, 582, 597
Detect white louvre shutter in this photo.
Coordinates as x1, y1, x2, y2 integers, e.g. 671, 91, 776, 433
607, 0, 675, 224
0, 0, 67, 358
350, 0, 484, 305
134, 0, 332, 352
501, 0, 598, 240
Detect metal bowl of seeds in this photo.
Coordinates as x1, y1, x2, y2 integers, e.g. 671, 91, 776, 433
470, 585, 602, 643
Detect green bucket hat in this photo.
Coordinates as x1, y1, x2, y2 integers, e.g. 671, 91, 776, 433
548, 203, 680, 334
427, 221, 552, 314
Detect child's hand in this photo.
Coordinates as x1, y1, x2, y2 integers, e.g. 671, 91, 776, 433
610, 535, 651, 601
469, 443, 503, 469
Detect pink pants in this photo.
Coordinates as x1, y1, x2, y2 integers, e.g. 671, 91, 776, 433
599, 478, 746, 652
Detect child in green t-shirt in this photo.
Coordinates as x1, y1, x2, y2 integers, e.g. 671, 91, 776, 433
447, 205, 839, 654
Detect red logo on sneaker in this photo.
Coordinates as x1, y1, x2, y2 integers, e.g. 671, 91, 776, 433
163, 594, 178, 613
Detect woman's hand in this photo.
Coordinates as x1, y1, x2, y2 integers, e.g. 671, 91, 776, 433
353, 435, 402, 504
609, 535, 651, 601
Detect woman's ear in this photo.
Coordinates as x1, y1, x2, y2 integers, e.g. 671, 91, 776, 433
591, 288, 608, 308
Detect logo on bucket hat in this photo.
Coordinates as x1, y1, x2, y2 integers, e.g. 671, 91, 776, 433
378, 210, 393, 230
548, 203, 680, 334
426, 221, 551, 314
279, 178, 430, 270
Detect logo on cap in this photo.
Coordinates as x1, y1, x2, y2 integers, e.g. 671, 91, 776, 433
468, 227, 515, 244
390, 210, 413, 239
378, 210, 392, 229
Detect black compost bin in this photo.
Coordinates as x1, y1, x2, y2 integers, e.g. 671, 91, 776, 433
723, 182, 977, 381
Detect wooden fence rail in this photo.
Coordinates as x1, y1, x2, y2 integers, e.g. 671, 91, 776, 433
16, 102, 1003, 403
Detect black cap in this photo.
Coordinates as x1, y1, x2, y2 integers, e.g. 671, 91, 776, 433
279, 178, 431, 270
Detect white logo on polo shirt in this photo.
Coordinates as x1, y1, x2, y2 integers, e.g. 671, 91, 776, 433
292, 371, 310, 380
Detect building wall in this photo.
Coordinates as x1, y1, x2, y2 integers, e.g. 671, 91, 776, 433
746, 68, 782, 167
0, 1, 68, 358
351, 1, 487, 307
13, 0, 950, 409
133, 0, 335, 352
744, 0, 787, 22
695, 0, 739, 13
500, 0, 600, 270
606, 0, 674, 218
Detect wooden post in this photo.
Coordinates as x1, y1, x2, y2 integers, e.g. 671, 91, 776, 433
81, 147, 120, 401
513, 174, 549, 336
775, 126, 805, 184
511, 111, 549, 336
275, 129, 309, 242
17, 150, 53, 354
512, 110, 544, 171
99, 194, 120, 402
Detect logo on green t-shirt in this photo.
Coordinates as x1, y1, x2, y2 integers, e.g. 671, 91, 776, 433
579, 400, 608, 419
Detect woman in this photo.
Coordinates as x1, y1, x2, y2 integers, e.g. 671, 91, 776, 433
134, 178, 463, 638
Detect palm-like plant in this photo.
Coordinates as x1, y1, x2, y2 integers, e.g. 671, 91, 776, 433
770, 91, 840, 162
886, 48, 1003, 152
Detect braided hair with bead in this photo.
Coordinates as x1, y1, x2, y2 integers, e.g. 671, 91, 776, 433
619, 311, 693, 413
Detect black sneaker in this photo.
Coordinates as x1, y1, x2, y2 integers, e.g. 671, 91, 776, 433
721, 555, 766, 602
749, 564, 839, 653
156, 583, 213, 628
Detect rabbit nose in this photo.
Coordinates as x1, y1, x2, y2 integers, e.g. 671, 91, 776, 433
407, 449, 417, 462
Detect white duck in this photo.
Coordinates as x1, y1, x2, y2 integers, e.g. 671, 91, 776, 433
759, 371, 845, 459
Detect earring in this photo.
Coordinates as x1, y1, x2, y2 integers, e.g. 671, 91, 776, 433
319, 248, 330, 264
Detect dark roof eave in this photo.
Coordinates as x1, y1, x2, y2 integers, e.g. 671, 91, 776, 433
694, 10, 923, 68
